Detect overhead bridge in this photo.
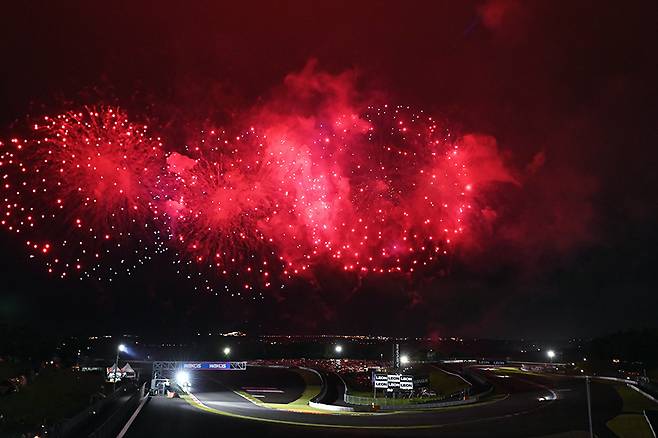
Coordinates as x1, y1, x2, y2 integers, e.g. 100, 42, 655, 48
151, 361, 247, 394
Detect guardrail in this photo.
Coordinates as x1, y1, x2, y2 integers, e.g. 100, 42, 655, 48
46, 381, 137, 437
88, 382, 148, 438
344, 386, 493, 410
308, 401, 356, 411
344, 388, 463, 406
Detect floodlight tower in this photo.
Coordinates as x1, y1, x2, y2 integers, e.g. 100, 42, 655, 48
113, 344, 127, 392
393, 343, 400, 369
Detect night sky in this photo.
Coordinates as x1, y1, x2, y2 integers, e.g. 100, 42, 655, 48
1, 0, 656, 339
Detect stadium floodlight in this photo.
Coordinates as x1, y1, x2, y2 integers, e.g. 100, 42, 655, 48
113, 344, 127, 392
335, 344, 343, 354
547, 350, 556, 363
223, 347, 231, 356
176, 371, 191, 387
400, 355, 410, 365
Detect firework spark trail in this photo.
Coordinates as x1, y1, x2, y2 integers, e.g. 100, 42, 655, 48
161, 128, 284, 294
288, 105, 472, 275
0, 108, 167, 280
1, 103, 501, 296
161, 105, 475, 294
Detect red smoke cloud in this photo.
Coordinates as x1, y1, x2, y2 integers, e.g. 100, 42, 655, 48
1, 61, 595, 305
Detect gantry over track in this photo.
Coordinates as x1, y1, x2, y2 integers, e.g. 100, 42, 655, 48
151, 360, 246, 380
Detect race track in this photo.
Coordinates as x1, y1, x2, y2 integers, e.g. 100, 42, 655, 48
124, 366, 625, 437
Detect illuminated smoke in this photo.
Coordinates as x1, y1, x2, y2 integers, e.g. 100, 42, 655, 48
1, 108, 167, 280
1, 68, 518, 296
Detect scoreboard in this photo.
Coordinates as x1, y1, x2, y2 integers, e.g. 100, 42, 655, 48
372, 372, 429, 391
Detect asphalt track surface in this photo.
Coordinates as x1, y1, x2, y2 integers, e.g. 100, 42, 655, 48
124, 366, 626, 437
219, 365, 306, 403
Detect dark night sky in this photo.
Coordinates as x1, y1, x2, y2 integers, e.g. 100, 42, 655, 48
1, 0, 657, 339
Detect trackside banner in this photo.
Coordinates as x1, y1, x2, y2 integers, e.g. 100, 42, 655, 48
182, 362, 230, 370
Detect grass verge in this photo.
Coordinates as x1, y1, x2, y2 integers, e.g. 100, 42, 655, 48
0, 369, 104, 436
235, 367, 327, 413
606, 384, 656, 438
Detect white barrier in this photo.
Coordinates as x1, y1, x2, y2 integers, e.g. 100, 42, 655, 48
308, 401, 356, 412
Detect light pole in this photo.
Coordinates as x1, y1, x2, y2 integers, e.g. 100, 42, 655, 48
223, 346, 231, 357
113, 344, 126, 392
547, 350, 555, 364
334, 344, 343, 355
586, 376, 594, 438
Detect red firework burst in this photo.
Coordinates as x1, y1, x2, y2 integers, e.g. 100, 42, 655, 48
1, 103, 484, 294
0, 107, 166, 279
161, 106, 474, 294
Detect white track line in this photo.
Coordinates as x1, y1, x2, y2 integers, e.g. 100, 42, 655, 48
644, 410, 657, 438
116, 395, 149, 438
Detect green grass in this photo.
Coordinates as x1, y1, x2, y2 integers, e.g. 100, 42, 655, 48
348, 366, 469, 406
607, 415, 653, 438
428, 367, 469, 396
615, 384, 656, 412
605, 384, 656, 438
345, 366, 470, 406
0, 369, 104, 436
234, 368, 324, 413
289, 368, 322, 406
